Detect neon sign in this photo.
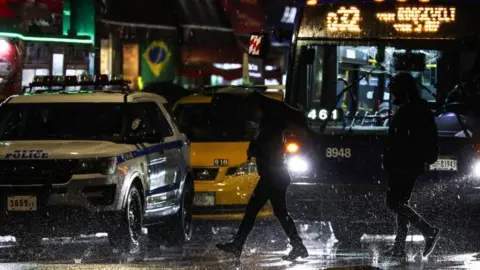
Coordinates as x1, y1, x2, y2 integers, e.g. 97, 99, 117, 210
327, 6, 361, 33
376, 6, 456, 33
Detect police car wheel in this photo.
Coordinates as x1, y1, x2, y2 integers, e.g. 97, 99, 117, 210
169, 182, 194, 246
147, 182, 193, 247
109, 185, 143, 253
331, 221, 365, 243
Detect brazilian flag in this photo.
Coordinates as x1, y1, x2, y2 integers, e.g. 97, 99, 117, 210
140, 40, 177, 85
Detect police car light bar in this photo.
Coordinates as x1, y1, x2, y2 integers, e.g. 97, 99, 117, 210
23, 74, 132, 94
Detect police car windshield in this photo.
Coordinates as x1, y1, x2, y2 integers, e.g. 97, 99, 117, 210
291, 42, 478, 134
173, 103, 257, 142
0, 103, 125, 141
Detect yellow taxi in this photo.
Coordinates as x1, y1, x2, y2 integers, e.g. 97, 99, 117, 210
172, 86, 284, 220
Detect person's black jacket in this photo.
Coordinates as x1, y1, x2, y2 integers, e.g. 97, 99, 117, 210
383, 98, 438, 174
248, 117, 289, 183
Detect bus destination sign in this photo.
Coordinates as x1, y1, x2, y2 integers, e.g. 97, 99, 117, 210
299, 4, 476, 39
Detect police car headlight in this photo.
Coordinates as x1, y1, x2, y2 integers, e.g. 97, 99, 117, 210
235, 160, 257, 176
287, 155, 309, 174
74, 157, 117, 175
472, 160, 480, 178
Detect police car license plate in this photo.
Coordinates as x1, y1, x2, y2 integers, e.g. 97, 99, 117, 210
429, 157, 458, 171
193, 193, 215, 206
7, 196, 37, 211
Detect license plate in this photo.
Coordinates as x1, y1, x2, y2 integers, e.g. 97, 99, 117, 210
7, 196, 37, 211
429, 158, 458, 171
214, 159, 228, 166
193, 193, 215, 206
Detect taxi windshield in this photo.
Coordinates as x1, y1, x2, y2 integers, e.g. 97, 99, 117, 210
0, 103, 125, 142
173, 102, 258, 142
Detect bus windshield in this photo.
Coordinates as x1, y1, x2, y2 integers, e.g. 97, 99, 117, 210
288, 3, 480, 135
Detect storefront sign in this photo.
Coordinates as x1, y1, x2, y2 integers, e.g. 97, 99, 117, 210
248, 56, 264, 84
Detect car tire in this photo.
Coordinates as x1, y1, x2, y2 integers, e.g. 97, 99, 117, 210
331, 221, 365, 243
109, 185, 143, 253
148, 182, 193, 247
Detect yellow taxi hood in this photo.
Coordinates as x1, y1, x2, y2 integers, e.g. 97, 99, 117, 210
190, 142, 249, 167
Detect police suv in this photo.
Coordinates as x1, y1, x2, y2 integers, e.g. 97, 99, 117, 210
0, 75, 193, 252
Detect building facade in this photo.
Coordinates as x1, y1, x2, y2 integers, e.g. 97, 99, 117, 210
0, 0, 95, 99
100, 0, 294, 89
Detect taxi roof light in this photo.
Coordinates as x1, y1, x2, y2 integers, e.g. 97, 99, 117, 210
306, 0, 317, 5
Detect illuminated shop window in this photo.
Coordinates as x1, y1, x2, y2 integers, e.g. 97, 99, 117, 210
22, 69, 49, 87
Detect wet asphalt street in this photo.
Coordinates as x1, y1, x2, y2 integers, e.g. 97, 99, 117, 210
0, 220, 479, 269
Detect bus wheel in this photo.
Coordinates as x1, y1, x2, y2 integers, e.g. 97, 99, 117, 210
331, 221, 365, 243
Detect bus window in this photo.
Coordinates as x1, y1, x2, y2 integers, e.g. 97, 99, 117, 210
292, 42, 476, 134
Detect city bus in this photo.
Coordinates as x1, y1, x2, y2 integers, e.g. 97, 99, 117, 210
273, 0, 480, 243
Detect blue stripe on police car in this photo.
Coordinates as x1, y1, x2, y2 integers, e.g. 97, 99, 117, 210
116, 140, 184, 163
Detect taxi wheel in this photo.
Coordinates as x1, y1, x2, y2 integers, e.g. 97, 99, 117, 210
109, 185, 143, 253
331, 221, 365, 243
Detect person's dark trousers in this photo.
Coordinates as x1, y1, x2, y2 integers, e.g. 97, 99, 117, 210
386, 171, 433, 249
233, 176, 303, 247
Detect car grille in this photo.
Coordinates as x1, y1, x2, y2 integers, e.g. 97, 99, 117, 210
192, 168, 219, 181
0, 160, 77, 185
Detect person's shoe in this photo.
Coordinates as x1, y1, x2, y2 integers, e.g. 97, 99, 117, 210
383, 246, 407, 259
216, 242, 242, 258
282, 243, 308, 261
423, 227, 440, 257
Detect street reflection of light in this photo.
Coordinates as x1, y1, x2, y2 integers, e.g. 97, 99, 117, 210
472, 160, 480, 177
291, 182, 316, 186
363, 234, 424, 242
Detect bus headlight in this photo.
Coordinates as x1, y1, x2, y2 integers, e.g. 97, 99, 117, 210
473, 161, 480, 178
287, 155, 309, 174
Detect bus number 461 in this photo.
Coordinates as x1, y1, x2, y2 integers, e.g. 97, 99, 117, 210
308, 109, 339, 121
